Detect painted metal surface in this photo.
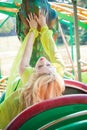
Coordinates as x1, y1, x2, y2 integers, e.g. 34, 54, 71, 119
6, 79, 87, 130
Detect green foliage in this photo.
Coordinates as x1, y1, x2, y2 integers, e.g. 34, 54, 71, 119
79, 28, 87, 45
82, 72, 87, 84
0, 18, 15, 34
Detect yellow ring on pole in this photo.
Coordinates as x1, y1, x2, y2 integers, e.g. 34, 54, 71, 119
0, 6, 19, 13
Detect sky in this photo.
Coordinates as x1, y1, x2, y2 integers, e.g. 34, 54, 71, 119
0, 13, 8, 21
0, 0, 9, 20
0, 0, 8, 2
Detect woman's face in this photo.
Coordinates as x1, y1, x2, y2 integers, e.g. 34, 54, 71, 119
35, 57, 56, 75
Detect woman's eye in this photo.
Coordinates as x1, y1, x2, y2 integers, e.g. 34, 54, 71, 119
38, 65, 43, 68
46, 63, 50, 66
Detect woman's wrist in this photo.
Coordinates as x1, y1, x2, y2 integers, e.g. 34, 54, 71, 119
29, 28, 38, 38
41, 25, 48, 33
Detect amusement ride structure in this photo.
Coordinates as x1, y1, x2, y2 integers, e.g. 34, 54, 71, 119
0, 0, 87, 129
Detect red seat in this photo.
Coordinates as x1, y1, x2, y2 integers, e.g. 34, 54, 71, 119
6, 94, 87, 130
64, 79, 87, 94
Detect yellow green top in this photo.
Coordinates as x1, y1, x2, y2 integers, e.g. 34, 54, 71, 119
5, 26, 64, 98
0, 89, 25, 129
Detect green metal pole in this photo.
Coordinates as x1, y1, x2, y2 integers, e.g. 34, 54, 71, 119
72, 0, 81, 81
70, 22, 74, 75
70, 22, 74, 61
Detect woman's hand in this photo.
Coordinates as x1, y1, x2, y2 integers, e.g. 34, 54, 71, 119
35, 9, 47, 27
27, 13, 38, 29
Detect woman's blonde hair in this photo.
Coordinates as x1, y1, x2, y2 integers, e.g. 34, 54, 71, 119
19, 71, 65, 108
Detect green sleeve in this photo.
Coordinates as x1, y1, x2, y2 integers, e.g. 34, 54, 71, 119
40, 26, 64, 76
0, 91, 23, 129
21, 66, 34, 86
5, 29, 37, 99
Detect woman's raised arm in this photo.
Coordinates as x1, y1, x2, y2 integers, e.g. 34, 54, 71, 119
35, 10, 64, 76
19, 13, 38, 76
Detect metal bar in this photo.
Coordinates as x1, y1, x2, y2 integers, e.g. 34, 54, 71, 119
0, 16, 10, 28
59, 19, 74, 61
72, 0, 81, 81
57, 11, 87, 29
70, 22, 74, 61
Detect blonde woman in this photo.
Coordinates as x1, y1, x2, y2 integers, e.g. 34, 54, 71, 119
0, 11, 65, 129
19, 11, 65, 107
5, 10, 64, 98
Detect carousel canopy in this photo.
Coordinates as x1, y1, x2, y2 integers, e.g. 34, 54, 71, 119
0, 0, 87, 29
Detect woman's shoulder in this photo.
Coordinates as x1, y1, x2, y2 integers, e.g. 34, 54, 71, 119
21, 66, 34, 85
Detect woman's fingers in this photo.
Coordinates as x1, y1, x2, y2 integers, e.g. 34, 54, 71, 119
38, 9, 41, 17
26, 13, 38, 28
26, 17, 30, 26
26, 17, 29, 22
33, 13, 36, 19
40, 9, 46, 16
30, 13, 33, 20
27, 13, 33, 21
42, 9, 45, 16
34, 14, 39, 23
27, 14, 31, 22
